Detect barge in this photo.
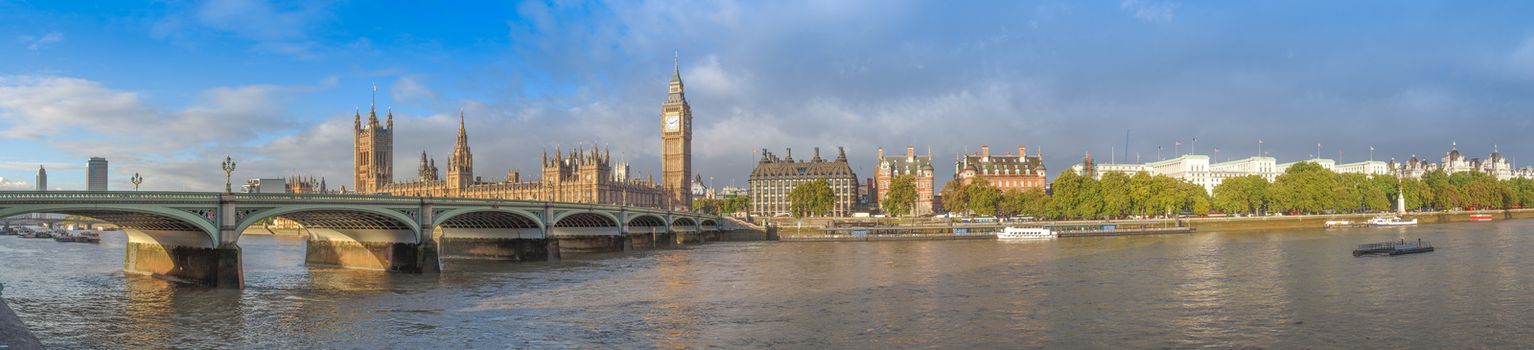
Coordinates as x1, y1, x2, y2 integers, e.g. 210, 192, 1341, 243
1353, 238, 1434, 256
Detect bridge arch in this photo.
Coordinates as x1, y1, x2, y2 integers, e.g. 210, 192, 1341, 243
234, 205, 422, 243
432, 208, 545, 239
0, 204, 218, 248
700, 219, 718, 226
549, 211, 621, 237
627, 214, 667, 227
432, 207, 546, 230
671, 217, 698, 227
550, 211, 620, 227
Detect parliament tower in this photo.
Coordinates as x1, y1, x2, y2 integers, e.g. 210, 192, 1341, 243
661, 54, 693, 210
354, 86, 393, 193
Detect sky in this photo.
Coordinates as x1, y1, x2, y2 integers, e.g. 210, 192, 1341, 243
2, 0, 1534, 192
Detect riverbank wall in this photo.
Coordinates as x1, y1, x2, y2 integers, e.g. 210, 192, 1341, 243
0, 286, 42, 350
773, 209, 1534, 242
1185, 209, 1534, 233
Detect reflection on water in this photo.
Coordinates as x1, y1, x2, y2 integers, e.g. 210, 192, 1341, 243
3, 221, 1534, 348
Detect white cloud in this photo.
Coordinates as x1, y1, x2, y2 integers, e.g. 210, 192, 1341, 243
390, 76, 438, 104
0, 76, 339, 190
684, 55, 753, 99
1120, 0, 1177, 24
1507, 36, 1534, 78
152, 0, 331, 58
17, 32, 64, 50
0, 177, 30, 190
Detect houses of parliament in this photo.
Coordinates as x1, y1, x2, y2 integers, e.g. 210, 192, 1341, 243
352, 61, 694, 210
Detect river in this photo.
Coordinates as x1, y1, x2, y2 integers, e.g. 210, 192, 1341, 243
2, 220, 1532, 348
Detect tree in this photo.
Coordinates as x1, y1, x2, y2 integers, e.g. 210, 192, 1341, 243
1272, 161, 1336, 214
940, 180, 968, 214
1018, 188, 1051, 218
1098, 172, 1132, 219
720, 195, 750, 215
1212, 175, 1269, 215
965, 178, 1003, 217
1401, 178, 1431, 211
1179, 181, 1211, 215
1421, 170, 1456, 210
1149, 175, 1181, 216
692, 198, 722, 215
1128, 172, 1155, 217
881, 175, 919, 217
789, 179, 835, 218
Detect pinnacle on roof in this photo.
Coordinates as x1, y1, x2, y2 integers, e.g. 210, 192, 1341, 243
670, 50, 682, 84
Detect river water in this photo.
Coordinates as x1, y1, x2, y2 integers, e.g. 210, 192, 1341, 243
2, 220, 1532, 349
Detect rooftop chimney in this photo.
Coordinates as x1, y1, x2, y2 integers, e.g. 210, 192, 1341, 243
981, 145, 991, 160
907, 145, 915, 159
1019, 145, 1027, 157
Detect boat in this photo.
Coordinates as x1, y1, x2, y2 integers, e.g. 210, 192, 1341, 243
997, 226, 1056, 240
1353, 238, 1434, 256
52, 230, 75, 242
64, 229, 100, 243
1324, 220, 1355, 228
1367, 216, 1417, 226
1469, 214, 1494, 222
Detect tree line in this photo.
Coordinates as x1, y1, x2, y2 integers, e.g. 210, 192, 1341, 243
785, 161, 1534, 219
934, 161, 1534, 220
940, 171, 1210, 220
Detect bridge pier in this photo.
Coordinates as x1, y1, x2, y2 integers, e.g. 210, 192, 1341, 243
440, 237, 560, 261
555, 235, 631, 254
304, 229, 427, 272
637, 231, 677, 249
676, 230, 703, 244
124, 242, 242, 288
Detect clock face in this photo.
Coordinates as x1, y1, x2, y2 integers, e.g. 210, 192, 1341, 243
665, 114, 680, 131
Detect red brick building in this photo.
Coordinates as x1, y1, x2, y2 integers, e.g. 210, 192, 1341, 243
873, 145, 935, 216
955, 145, 1048, 192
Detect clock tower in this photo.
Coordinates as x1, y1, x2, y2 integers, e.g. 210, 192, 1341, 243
661, 54, 693, 210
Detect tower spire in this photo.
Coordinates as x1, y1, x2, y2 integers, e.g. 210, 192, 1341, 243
670, 50, 682, 84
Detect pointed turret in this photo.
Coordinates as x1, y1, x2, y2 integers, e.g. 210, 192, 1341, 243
354, 108, 361, 130
386, 107, 394, 129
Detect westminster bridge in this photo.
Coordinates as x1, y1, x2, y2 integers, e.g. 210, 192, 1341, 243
0, 191, 729, 288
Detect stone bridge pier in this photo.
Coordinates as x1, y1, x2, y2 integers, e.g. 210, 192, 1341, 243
434, 208, 558, 262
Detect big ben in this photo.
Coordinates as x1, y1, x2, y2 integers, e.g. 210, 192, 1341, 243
661, 54, 692, 210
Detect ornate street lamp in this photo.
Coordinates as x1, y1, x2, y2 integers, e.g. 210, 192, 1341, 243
221, 155, 237, 193
130, 173, 143, 191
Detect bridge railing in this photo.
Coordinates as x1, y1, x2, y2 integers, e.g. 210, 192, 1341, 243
0, 191, 219, 201
0, 191, 720, 219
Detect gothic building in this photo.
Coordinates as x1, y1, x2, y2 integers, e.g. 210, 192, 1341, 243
661, 54, 694, 210
1389, 143, 1533, 180
748, 147, 860, 217
352, 61, 690, 209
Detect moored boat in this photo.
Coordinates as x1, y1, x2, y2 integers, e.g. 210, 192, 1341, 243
1469, 214, 1494, 222
1324, 220, 1355, 228
1353, 238, 1434, 256
1367, 216, 1417, 226
998, 226, 1056, 240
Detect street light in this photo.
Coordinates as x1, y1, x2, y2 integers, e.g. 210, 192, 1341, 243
221, 155, 237, 193
130, 173, 143, 191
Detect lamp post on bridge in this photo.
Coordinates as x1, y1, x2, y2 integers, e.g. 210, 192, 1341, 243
131, 173, 143, 191
221, 155, 237, 193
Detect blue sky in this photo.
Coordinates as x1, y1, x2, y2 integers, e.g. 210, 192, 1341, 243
2, 1, 1534, 191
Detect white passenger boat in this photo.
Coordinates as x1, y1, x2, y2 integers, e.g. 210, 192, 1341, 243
997, 227, 1056, 240
1367, 216, 1417, 226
